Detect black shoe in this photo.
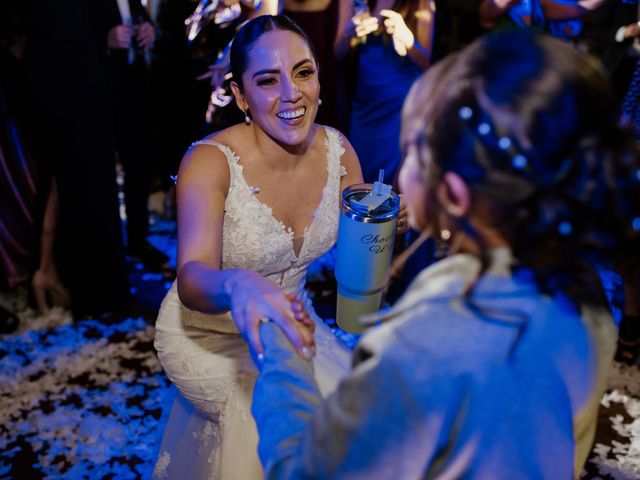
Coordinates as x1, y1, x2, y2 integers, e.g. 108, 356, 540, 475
128, 241, 169, 270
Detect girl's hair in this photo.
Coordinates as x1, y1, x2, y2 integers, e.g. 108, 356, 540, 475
230, 15, 318, 89
402, 30, 640, 307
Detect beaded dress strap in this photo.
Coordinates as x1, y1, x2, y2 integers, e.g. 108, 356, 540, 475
190, 140, 238, 162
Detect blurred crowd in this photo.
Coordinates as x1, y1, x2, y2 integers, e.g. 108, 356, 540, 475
1, 0, 639, 361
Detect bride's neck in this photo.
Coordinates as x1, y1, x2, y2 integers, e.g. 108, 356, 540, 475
252, 125, 317, 171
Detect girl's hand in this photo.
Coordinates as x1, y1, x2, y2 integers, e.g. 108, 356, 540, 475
397, 193, 410, 234
286, 292, 316, 334
228, 272, 315, 361
380, 9, 414, 56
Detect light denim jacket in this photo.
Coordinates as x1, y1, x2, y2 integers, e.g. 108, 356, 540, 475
252, 250, 615, 479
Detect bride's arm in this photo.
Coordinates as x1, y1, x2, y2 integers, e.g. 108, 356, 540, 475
175, 144, 314, 357
175, 144, 232, 312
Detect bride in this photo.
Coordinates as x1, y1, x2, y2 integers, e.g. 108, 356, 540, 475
153, 15, 404, 479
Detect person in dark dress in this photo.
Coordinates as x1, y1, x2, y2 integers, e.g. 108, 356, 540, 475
581, 0, 640, 364
582, 0, 640, 99
92, 0, 168, 266
22, 0, 130, 319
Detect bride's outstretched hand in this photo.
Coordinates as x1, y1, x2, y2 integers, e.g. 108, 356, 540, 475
227, 271, 315, 361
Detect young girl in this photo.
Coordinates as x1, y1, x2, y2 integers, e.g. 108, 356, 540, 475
249, 31, 638, 478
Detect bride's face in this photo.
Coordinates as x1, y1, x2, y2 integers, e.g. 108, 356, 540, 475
237, 30, 320, 147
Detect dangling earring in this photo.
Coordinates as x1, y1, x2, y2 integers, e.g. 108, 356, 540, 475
242, 109, 251, 126
439, 226, 463, 253
318, 98, 323, 106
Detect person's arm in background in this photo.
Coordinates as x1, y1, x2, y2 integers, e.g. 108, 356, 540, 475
32, 177, 71, 314
541, 0, 606, 21
334, 0, 380, 60
334, 0, 356, 61
380, 0, 436, 70
478, 0, 520, 29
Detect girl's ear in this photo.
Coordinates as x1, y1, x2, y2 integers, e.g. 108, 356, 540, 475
436, 171, 470, 218
230, 81, 248, 112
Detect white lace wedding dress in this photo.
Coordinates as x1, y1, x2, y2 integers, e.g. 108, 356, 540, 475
153, 127, 352, 480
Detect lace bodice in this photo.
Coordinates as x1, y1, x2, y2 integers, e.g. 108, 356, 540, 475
156, 127, 346, 333
196, 126, 346, 295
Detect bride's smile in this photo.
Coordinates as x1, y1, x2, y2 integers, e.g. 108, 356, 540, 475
276, 106, 306, 123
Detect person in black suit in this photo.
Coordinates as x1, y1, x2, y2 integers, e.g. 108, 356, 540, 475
93, 0, 168, 267
582, 0, 640, 99
581, 1, 640, 364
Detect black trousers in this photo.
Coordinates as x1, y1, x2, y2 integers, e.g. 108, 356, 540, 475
109, 54, 153, 252
25, 46, 130, 318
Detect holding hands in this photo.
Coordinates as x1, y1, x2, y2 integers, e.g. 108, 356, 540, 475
227, 271, 315, 361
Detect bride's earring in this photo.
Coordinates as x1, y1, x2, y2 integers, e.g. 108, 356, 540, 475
318, 98, 323, 106
242, 109, 251, 125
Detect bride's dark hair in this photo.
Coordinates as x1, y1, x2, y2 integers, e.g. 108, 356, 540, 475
230, 15, 319, 89
402, 31, 640, 308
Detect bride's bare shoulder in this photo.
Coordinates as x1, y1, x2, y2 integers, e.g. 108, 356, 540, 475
176, 125, 247, 190
202, 124, 250, 149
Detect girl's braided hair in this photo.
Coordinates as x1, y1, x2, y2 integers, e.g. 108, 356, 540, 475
402, 30, 640, 308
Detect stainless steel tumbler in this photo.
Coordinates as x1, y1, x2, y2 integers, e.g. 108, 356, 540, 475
335, 181, 400, 333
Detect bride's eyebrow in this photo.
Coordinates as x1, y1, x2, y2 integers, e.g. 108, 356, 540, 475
252, 59, 313, 79
293, 59, 313, 69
